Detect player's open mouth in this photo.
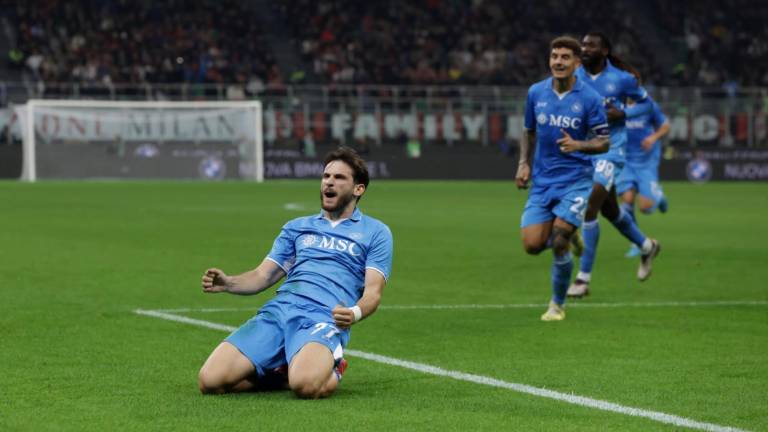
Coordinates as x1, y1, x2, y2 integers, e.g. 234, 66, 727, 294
324, 191, 337, 198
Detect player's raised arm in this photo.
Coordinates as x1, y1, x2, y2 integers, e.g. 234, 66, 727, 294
332, 268, 386, 329
201, 258, 286, 295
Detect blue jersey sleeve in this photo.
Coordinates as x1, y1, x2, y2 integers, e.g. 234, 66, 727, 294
587, 94, 609, 137
623, 75, 648, 103
365, 225, 393, 281
524, 86, 536, 131
266, 222, 297, 272
651, 102, 668, 129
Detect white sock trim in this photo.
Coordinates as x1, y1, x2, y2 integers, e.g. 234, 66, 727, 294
576, 271, 591, 282
641, 238, 653, 254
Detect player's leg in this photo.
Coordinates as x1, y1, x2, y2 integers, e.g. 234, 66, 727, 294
544, 181, 589, 317
288, 342, 338, 398
616, 166, 641, 258
568, 181, 607, 297
600, 184, 660, 280
520, 188, 556, 255
198, 342, 258, 394
286, 318, 348, 399
199, 305, 288, 394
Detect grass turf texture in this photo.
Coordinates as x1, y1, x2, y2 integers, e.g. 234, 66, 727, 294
1, 180, 766, 431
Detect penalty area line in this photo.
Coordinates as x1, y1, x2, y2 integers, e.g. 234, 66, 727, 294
133, 308, 750, 432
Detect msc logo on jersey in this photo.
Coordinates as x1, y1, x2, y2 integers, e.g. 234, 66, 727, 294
310, 235, 361, 256
199, 156, 226, 180
686, 157, 712, 183
302, 234, 317, 247
570, 102, 583, 113
537, 113, 548, 125
546, 114, 582, 129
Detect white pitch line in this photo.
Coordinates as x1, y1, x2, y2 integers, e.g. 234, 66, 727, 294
134, 309, 750, 432
152, 300, 768, 314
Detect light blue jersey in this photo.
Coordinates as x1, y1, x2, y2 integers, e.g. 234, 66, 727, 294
226, 207, 393, 375
523, 77, 609, 187
267, 207, 393, 311
625, 99, 667, 166
521, 77, 608, 228
575, 60, 649, 163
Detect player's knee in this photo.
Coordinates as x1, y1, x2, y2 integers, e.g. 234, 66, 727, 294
638, 200, 654, 214
552, 233, 570, 254
198, 369, 226, 395
522, 240, 545, 255
290, 379, 325, 399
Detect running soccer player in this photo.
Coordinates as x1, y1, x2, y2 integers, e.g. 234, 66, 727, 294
198, 147, 393, 399
617, 97, 670, 257
517, 36, 609, 321
567, 32, 661, 299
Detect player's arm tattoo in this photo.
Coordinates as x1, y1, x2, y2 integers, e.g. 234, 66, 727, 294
519, 129, 536, 165
577, 134, 610, 154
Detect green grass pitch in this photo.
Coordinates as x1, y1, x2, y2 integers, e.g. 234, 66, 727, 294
1, 180, 766, 431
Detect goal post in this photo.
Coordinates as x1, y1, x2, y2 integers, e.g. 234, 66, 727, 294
17, 99, 263, 182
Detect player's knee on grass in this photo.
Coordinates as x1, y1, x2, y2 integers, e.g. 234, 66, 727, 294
289, 370, 336, 399
198, 368, 227, 395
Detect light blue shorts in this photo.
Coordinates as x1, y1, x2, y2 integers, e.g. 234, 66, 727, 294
521, 178, 593, 228
592, 158, 624, 190
226, 293, 348, 377
616, 162, 664, 208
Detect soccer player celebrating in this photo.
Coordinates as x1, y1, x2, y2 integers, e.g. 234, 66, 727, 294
617, 96, 670, 257
567, 32, 661, 299
198, 147, 393, 398
517, 36, 609, 321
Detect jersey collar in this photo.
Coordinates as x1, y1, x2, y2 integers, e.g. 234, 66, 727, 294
315, 207, 363, 222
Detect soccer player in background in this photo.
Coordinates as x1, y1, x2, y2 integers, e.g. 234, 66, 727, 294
567, 32, 661, 299
617, 96, 670, 257
198, 147, 393, 398
517, 36, 609, 321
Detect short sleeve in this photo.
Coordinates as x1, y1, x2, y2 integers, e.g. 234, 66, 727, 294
365, 225, 393, 281
523, 87, 536, 131
266, 222, 297, 273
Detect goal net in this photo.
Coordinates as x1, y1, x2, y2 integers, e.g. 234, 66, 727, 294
17, 100, 263, 181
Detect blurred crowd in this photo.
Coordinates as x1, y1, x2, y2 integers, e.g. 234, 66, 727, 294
9, 0, 281, 94
6, 0, 768, 89
277, 0, 660, 86
657, 0, 768, 87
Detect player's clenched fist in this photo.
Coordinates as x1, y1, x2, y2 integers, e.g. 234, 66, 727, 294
202, 268, 230, 293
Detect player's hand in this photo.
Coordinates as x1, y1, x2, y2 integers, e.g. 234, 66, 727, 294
606, 103, 625, 123
201, 268, 231, 293
332, 305, 355, 329
641, 136, 654, 151
515, 162, 530, 189
557, 129, 580, 153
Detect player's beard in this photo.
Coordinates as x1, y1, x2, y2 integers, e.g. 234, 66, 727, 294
320, 189, 356, 214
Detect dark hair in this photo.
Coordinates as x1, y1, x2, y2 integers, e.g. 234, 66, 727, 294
550, 36, 582, 57
323, 146, 370, 189
584, 31, 642, 83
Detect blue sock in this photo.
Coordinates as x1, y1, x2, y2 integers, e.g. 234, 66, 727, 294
580, 219, 600, 274
620, 202, 636, 223
612, 209, 647, 247
551, 251, 573, 305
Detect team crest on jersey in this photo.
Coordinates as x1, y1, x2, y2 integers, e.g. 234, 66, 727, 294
537, 113, 548, 125
349, 232, 364, 240
605, 83, 616, 93
570, 102, 583, 113
302, 234, 317, 247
